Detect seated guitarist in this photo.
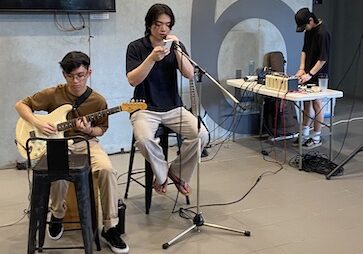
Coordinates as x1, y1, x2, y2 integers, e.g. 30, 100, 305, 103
15, 51, 129, 254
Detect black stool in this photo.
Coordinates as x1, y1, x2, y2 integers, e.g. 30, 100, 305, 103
124, 125, 190, 214
26, 136, 101, 254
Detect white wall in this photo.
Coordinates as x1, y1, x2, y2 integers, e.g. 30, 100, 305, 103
0, 0, 309, 168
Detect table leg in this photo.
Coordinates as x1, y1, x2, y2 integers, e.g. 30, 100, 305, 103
329, 98, 333, 160
259, 99, 265, 137
299, 101, 303, 169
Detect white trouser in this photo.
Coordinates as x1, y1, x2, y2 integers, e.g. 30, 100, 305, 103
131, 107, 209, 185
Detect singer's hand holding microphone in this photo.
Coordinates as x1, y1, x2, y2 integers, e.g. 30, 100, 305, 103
151, 35, 181, 62
163, 34, 181, 50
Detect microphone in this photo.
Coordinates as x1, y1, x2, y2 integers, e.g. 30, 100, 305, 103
172, 41, 183, 52
163, 36, 182, 51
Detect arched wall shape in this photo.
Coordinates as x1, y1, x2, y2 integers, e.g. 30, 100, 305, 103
191, 0, 302, 134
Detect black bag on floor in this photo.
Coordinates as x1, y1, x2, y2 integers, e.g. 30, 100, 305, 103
263, 98, 299, 136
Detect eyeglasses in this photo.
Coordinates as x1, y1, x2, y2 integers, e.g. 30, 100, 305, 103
64, 72, 88, 81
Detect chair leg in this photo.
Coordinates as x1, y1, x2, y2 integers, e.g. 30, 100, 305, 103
74, 173, 94, 254
125, 136, 136, 199
145, 161, 153, 215
186, 196, 190, 205
27, 176, 44, 254
176, 133, 182, 154
160, 133, 169, 161
88, 173, 101, 251
37, 182, 50, 251
27, 205, 37, 254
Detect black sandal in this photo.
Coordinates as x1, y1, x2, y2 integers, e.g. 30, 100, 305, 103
168, 171, 192, 196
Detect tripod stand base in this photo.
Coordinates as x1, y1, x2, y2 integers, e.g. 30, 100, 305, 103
162, 213, 250, 249
326, 143, 363, 180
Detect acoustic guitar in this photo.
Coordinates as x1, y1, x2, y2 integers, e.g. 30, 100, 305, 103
15, 102, 147, 160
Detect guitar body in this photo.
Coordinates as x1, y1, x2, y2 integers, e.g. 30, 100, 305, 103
15, 104, 72, 160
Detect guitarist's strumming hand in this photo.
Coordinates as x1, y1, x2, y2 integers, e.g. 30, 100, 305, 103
35, 119, 57, 137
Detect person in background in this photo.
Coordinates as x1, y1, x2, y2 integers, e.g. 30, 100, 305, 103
293, 7, 331, 149
125, 3, 209, 196
15, 51, 129, 254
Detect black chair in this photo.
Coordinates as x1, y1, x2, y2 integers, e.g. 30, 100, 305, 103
26, 136, 101, 254
124, 125, 190, 214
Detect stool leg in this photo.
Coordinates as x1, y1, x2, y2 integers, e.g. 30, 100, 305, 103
74, 173, 93, 254
125, 136, 136, 199
186, 196, 190, 205
89, 173, 101, 251
145, 161, 153, 214
27, 176, 44, 254
160, 133, 169, 161
37, 181, 50, 251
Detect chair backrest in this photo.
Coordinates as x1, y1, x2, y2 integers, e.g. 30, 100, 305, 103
26, 136, 90, 176
265, 51, 285, 72
46, 138, 69, 173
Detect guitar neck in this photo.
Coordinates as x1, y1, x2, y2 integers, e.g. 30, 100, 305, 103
57, 106, 120, 131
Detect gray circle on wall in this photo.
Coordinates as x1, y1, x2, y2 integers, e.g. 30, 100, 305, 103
191, 0, 301, 134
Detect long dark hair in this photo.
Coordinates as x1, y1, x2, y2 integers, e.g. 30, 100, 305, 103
144, 3, 175, 36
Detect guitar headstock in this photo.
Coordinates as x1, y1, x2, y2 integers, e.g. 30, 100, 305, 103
120, 101, 147, 113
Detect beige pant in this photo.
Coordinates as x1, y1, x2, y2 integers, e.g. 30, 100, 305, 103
50, 138, 118, 230
131, 107, 209, 185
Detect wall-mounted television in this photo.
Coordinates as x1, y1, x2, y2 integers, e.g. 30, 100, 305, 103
0, 0, 116, 13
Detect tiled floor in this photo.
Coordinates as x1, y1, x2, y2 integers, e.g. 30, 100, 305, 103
1, 96, 362, 254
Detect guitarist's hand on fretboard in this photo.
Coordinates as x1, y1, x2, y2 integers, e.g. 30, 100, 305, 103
75, 117, 93, 136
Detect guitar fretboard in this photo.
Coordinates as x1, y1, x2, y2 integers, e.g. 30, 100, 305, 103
57, 106, 120, 131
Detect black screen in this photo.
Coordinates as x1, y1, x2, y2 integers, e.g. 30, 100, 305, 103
0, 0, 116, 12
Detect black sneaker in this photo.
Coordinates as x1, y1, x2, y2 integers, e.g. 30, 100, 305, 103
302, 138, 322, 149
292, 136, 307, 147
292, 137, 299, 147
201, 148, 209, 157
48, 215, 64, 240
101, 227, 129, 254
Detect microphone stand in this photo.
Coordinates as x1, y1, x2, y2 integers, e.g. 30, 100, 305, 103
162, 43, 250, 249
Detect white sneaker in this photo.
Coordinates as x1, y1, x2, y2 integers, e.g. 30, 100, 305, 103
302, 138, 322, 149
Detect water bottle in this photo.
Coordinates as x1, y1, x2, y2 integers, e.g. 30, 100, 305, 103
248, 60, 255, 75
116, 198, 126, 234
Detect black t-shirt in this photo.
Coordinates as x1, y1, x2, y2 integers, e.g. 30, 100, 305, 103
126, 36, 188, 112
302, 23, 331, 83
